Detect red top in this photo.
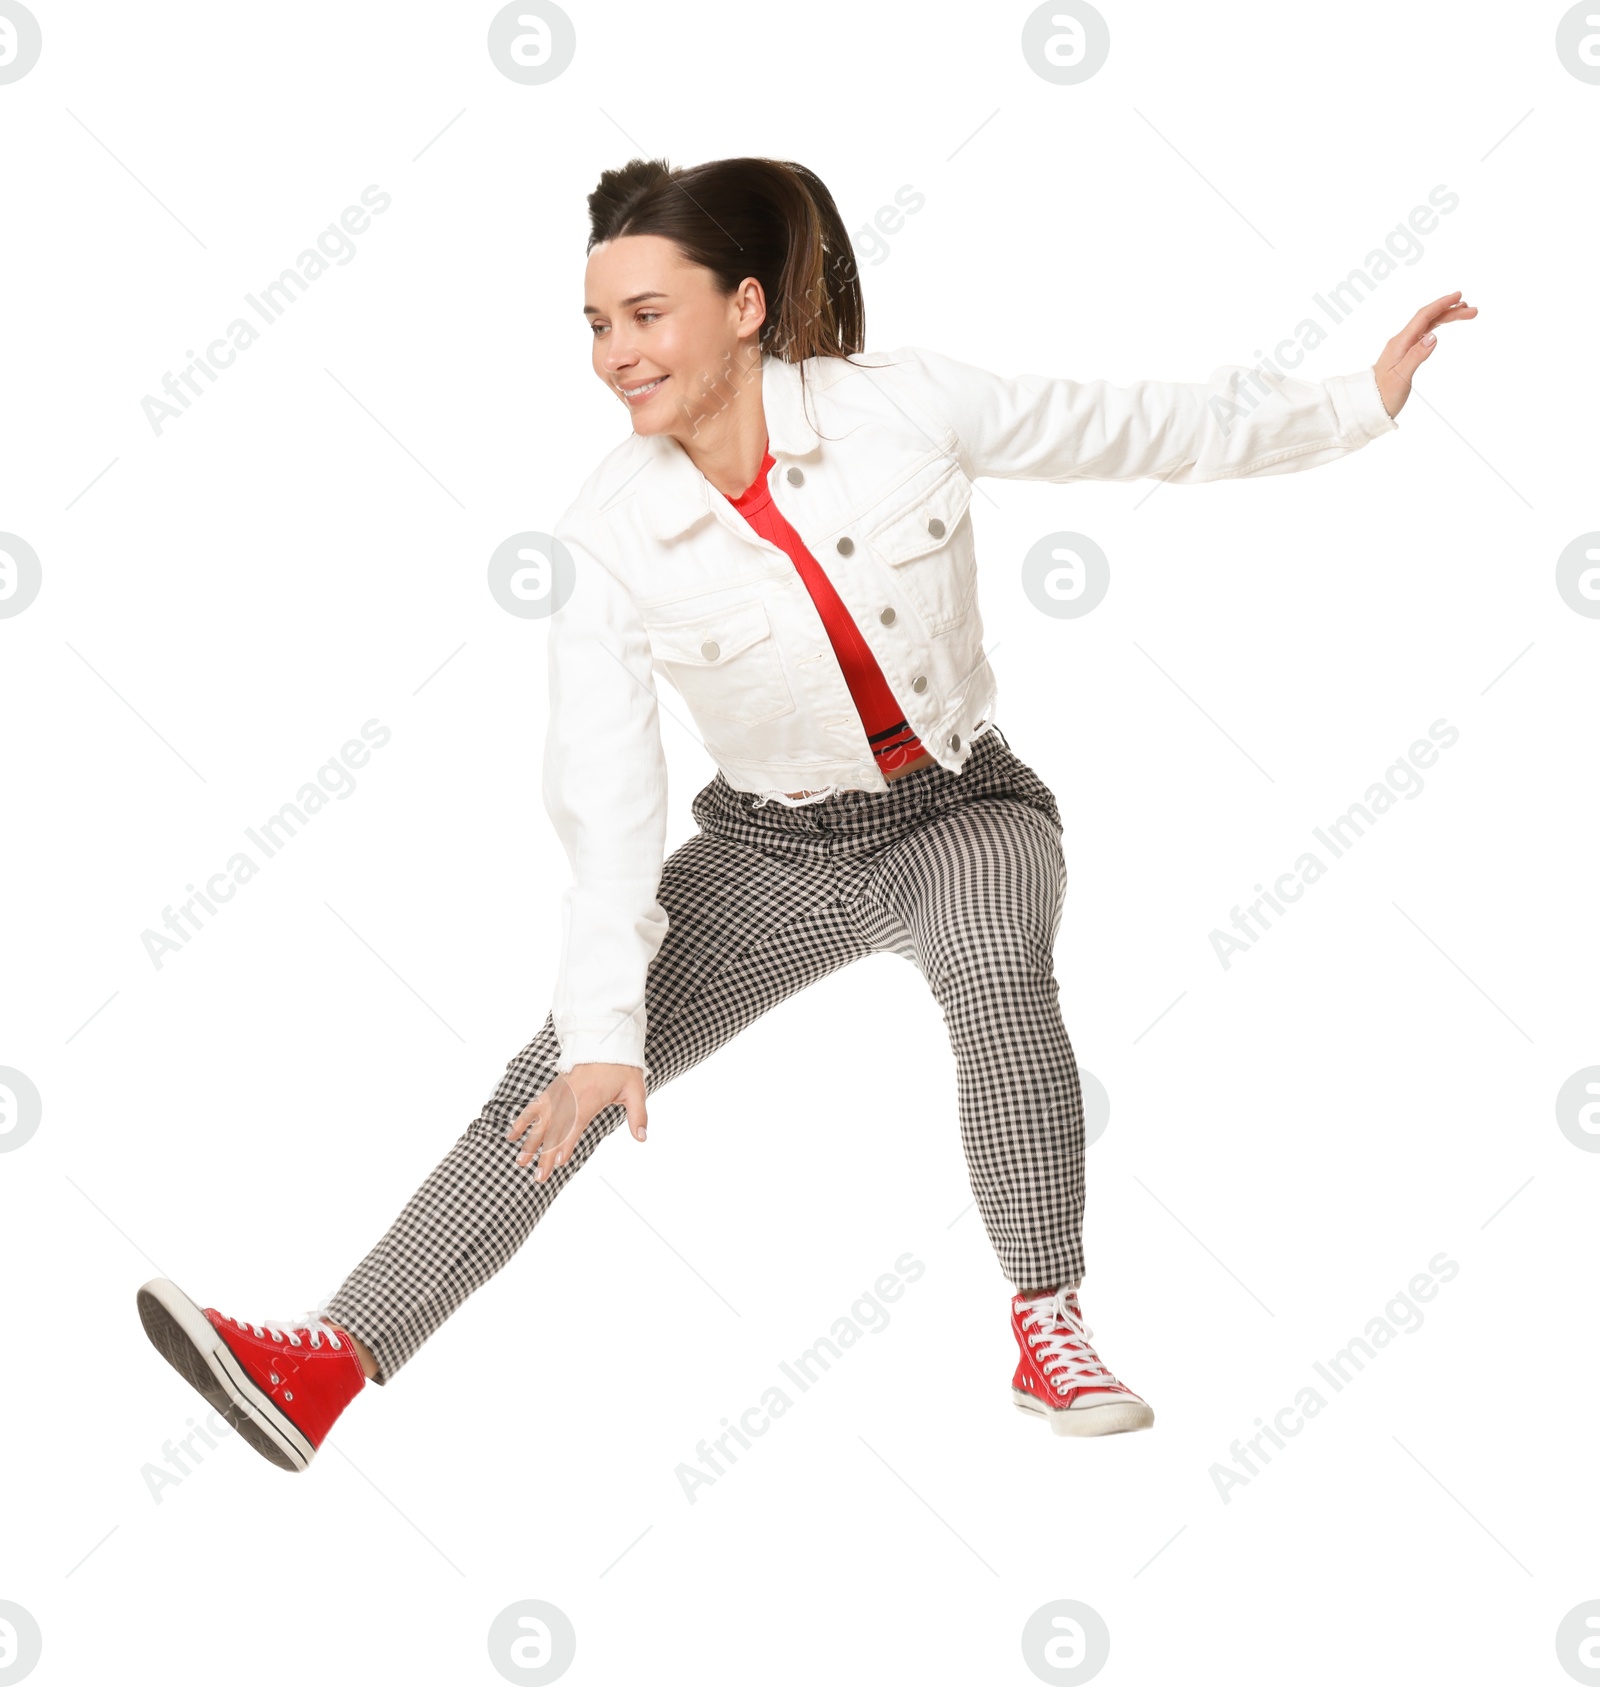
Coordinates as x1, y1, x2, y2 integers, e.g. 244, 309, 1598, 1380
722, 442, 927, 776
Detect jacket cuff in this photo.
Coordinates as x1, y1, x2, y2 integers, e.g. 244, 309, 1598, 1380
554, 1015, 650, 1080
1326, 365, 1399, 442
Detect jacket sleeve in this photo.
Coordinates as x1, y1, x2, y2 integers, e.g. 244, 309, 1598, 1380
888, 342, 1398, 484
541, 514, 669, 1080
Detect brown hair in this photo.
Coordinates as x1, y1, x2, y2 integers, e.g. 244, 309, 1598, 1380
585, 155, 872, 402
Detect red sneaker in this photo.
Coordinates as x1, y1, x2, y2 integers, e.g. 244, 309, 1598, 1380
136, 1278, 366, 1473
1010, 1287, 1154, 1436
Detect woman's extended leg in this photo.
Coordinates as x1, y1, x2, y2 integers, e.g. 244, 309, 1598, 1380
321, 798, 869, 1385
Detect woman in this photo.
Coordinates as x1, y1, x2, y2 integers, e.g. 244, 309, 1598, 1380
136, 155, 1474, 1467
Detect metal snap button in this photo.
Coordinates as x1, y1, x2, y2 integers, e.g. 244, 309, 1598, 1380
879, 606, 895, 625
927, 516, 946, 538
836, 536, 854, 556
948, 732, 962, 750
911, 674, 928, 692
700, 639, 720, 660
787, 466, 804, 486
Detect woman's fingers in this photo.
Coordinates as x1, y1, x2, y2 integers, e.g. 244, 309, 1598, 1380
533, 1095, 586, 1179
1393, 293, 1477, 354
621, 1067, 649, 1143
509, 1104, 548, 1167
506, 1076, 580, 1169
1390, 303, 1471, 369
505, 1089, 548, 1149
1402, 290, 1464, 340
538, 1083, 583, 1177
505, 1099, 533, 1145
533, 1124, 578, 1182
504, 1063, 644, 1178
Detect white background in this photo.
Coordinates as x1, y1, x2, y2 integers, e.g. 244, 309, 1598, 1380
2, 1, 1596, 1682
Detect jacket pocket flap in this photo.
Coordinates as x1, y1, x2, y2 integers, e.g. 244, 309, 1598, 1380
646, 598, 774, 667
868, 464, 974, 567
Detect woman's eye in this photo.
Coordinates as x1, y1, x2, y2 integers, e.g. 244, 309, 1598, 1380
590, 312, 659, 336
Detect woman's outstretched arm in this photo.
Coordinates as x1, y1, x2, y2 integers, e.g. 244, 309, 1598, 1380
881, 290, 1476, 486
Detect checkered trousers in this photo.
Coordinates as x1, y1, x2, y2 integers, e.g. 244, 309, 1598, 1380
323, 724, 1086, 1384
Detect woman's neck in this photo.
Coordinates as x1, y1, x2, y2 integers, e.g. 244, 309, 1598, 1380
672, 355, 769, 499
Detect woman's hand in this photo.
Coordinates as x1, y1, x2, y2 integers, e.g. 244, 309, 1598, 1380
505, 1061, 648, 1181
1373, 290, 1478, 419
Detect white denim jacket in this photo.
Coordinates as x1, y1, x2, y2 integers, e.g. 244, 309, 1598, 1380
542, 344, 1398, 1075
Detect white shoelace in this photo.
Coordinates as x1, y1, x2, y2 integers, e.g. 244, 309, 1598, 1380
231, 1304, 344, 1351
1021, 1288, 1124, 1395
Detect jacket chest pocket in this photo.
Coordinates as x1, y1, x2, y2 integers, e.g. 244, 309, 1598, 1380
864, 462, 977, 636
644, 597, 797, 726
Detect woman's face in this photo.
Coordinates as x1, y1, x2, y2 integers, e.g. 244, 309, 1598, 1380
585, 233, 764, 441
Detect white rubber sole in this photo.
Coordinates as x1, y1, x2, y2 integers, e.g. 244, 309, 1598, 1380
136, 1278, 316, 1473
1012, 1388, 1155, 1436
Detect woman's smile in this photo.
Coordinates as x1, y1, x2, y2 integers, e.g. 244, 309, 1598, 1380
619, 374, 669, 403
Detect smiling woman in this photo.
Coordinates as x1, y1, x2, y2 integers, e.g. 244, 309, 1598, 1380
137, 151, 1475, 1464
574, 158, 943, 804
579, 156, 866, 496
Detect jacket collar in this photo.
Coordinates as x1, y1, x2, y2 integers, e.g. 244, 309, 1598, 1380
630, 351, 822, 543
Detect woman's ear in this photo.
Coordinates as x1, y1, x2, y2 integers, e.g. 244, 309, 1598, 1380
735, 276, 767, 338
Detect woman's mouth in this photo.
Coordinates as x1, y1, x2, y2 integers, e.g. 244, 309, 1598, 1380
620, 376, 668, 404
